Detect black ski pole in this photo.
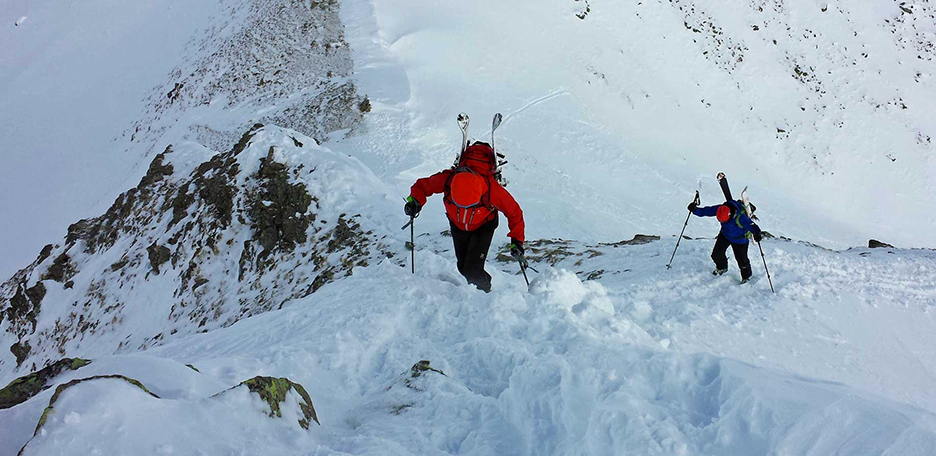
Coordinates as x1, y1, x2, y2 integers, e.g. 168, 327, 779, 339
519, 260, 530, 287
756, 240, 775, 293
401, 216, 416, 274
667, 190, 700, 269
513, 252, 537, 287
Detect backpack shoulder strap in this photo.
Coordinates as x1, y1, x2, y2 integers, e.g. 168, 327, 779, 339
480, 175, 495, 210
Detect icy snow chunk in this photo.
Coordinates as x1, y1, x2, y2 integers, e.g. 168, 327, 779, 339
63, 411, 81, 425
631, 301, 653, 322
531, 269, 614, 315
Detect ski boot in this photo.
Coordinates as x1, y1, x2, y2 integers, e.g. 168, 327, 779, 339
712, 268, 728, 276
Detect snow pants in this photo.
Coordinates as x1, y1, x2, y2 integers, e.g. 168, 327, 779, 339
712, 232, 752, 280
450, 216, 498, 292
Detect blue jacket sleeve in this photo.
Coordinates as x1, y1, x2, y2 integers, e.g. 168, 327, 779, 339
693, 205, 719, 217
738, 213, 761, 235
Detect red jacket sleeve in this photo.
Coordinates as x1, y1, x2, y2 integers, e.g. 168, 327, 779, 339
410, 171, 451, 206
490, 182, 525, 243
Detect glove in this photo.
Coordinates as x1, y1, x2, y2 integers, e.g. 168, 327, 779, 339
510, 239, 524, 258
404, 196, 421, 217
687, 202, 698, 212
752, 227, 762, 243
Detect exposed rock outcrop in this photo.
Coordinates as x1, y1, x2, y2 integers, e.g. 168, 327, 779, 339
0, 358, 91, 409
223, 376, 319, 429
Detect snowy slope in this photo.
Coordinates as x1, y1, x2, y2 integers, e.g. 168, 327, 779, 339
339, 0, 936, 249
5, 242, 936, 455
3, 0, 936, 454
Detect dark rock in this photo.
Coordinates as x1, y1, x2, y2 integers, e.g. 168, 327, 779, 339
403, 360, 446, 391
193, 277, 209, 290
10, 341, 30, 367
147, 243, 171, 274
137, 147, 174, 189
0, 358, 92, 409
231, 376, 319, 429
600, 234, 661, 247
36, 245, 54, 265
231, 124, 265, 156
869, 239, 894, 249
246, 147, 314, 258
410, 360, 445, 378
169, 188, 195, 227
6, 281, 46, 344
193, 156, 239, 227
42, 254, 72, 282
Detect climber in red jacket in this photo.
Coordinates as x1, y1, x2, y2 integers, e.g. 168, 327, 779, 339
405, 141, 525, 292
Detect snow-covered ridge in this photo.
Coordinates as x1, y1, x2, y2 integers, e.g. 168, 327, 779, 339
0, 0, 370, 280
129, 0, 367, 155
0, 125, 401, 376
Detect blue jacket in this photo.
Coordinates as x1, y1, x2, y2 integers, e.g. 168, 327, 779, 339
693, 200, 760, 244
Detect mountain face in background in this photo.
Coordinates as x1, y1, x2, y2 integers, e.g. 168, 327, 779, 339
2, 1, 936, 455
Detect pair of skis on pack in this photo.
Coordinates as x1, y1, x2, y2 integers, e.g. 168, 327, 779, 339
405, 113, 535, 287
667, 172, 774, 293
456, 112, 508, 177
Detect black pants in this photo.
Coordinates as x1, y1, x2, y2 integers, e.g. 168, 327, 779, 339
450, 216, 498, 292
712, 233, 752, 280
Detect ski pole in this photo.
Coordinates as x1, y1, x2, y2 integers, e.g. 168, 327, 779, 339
667, 190, 700, 269
513, 252, 537, 288
756, 240, 775, 293
401, 216, 416, 274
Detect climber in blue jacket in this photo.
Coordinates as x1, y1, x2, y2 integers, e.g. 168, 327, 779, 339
688, 199, 762, 282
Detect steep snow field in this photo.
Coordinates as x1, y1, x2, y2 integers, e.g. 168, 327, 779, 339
338, 0, 936, 249
6, 240, 936, 455
3, 0, 936, 454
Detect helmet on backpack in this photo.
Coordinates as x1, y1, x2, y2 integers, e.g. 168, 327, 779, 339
716, 204, 732, 223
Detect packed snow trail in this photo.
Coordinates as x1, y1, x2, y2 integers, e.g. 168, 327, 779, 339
7, 240, 936, 455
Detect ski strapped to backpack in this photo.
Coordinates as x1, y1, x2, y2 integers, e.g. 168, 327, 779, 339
453, 113, 509, 186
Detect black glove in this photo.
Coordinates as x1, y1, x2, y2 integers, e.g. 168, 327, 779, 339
687, 202, 698, 212
404, 197, 421, 217
752, 227, 762, 243
510, 239, 524, 258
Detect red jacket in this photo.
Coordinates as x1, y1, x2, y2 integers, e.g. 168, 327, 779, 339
410, 169, 525, 242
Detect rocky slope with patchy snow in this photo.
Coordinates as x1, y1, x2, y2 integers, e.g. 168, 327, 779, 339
0, 125, 400, 375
